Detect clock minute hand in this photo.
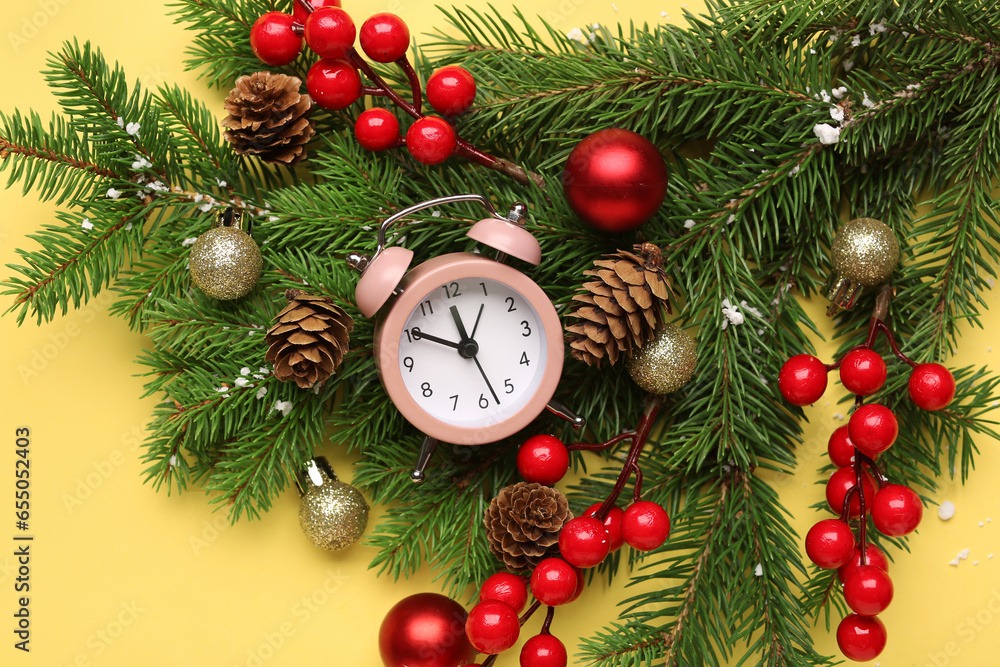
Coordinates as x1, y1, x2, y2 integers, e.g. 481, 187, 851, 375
472, 355, 501, 405
450, 306, 500, 405
411, 328, 461, 349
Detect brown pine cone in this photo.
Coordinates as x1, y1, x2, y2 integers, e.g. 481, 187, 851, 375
265, 289, 353, 389
484, 482, 572, 571
222, 72, 315, 166
565, 242, 672, 366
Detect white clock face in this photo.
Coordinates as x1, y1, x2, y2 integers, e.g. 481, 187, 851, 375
397, 277, 548, 429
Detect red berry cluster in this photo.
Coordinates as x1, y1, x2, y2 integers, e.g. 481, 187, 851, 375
779, 298, 955, 662
468, 401, 671, 666
244, 2, 545, 185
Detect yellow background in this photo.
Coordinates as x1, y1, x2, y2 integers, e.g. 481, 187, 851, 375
1, 1, 998, 665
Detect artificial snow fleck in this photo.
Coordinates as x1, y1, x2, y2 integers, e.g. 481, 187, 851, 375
132, 155, 152, 170
81, 218, 93, 231
938, 500, 956, 520
125, 121, 141, 136
959, 548, 971, 560
255, 386, 268, 400
566, 28, 584, 41
851, 35, 861, 47
833, 413, 844, 421
431, 210, 441, 217
182, 237, 199, 247
168, 454, 178, 467
809, 48, 816, 54
990, 554, 995, 559
592, 23, 601, 29
979, 521, 985, 527
116, 117, 125, 128
611, 3, 617, 11
125, 222, 133, 231
813, 124, 841, 145
817, 89, 831, 103
259, 367, 270, 375
588, 32, 597, 42
269, 216, 279, 223
273, 400, 293, 416
193, 193, 204, 202
721, 299, 745, 329
198, 201, 213, 213
843, 60, 854, 72
234, 377, 250, 388
247, 331, 255, 336
240, 367, 251, 376
146, 180, 168, 193
949, 557, 961, 566
216, 386, 229, 393
862, 92, 875, 108
974, 561, 980, 565
216, 178, 228, 187
790, 164, 801, 176
754, 563, 764, 577
869, 20, 887, 36
830, 107, 845, 123
661, 10, 668, 17
683, 219, 696, 229
107, 188, 122, 199
907, 83, 921, 90
832, 86, 849, 99
726, 214, 736, 225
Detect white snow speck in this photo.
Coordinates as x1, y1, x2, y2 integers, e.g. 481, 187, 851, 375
830, 107, 845, 122
979, 521, 985, 527
959, 548, 970, 560
833, 413, 845, 421
938, 500, 956, 520
851, 35, 861, 47
949, 557, 961, 566
216, 178, 227, 188
132, 155, 152, 170
240, 367, 251, 376
790, 164, 801, 176
843, 60, 854, 72
812, 124, 841, 145
81, 218, 93, 231
169, 454, 178, 467
273, 399, 292, 416
107, 188, 121, 199
182, 237, 199, 247
683, 219, 695, 229
832, 86, 848, 99
216, 386, 229, 393
754, 563, 764, 577
566, 28, 584, 41
269, 216, 279, 223
259, 367, 270, 375
234, 377, 250, 388
255, 386, 268, 400
990, 554, 995, 559
721, 298, 745, 330
116, 117, 124, 128
125, 121, 141, 136
869, 20, 887, 36
125, 222, 133, 231
974, 561, 980, 566
862, 92, 875, 108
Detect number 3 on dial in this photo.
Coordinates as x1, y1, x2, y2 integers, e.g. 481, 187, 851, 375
373, 253, 563, 445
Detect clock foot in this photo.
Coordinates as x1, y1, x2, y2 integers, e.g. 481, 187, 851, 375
546, 399, 586, 429
410, 435, 439, 483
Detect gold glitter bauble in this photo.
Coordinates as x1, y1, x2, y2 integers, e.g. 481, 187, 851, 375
189, 209, 262, 300
626, 322, 697, 395
831, 218, 899, 287
298, 458, 369, 551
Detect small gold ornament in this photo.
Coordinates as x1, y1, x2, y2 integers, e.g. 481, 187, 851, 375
189, 208, 262, 300
296, 457, 369, 551
626, 322, 697, 395
825, 218, 899, 313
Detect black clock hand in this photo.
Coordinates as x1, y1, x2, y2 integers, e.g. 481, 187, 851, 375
469, 303, 485, 340
449, 305, 471, 342
411, 328, 461, 349
472, 355, 501, 405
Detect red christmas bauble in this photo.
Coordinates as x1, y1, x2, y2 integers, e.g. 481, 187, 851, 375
379, 593, 476, 667
562, 129, 668, 233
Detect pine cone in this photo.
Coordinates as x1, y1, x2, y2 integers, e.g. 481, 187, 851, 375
484, 482, 572, 571
222, 72, 315, 166
265, 289, 353, 389
566, 242, 672, 366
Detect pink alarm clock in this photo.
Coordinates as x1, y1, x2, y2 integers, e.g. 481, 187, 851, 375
348, 195, 583, 481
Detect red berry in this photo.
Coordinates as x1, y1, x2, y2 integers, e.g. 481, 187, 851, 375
839, 348, 887, 396
837, 613, 887, 662
250, 12, 303, 66
426, 65, 478, 116
519, 634, 568, 667
843, 565, 894, 615
828, 425, 857, 468
871, 484, 923, 536
908, 363, 956, 411
405, 116, 456, 165
848, 403, 898, 456
778, 354, 828, 406
838, 543, 890, 584
585, 502, 625, 551
826, 466, 878, 518
304, 7, 355, 58
480, 572, 528, 614
307, 58, 361, 110
804, 519, 855, 569
465, 599, 520, 655
530, 558, 578, 607
355, 108, 400, 151
558, 516, 610, 568
567, 567, 585, 603
293, 0, 342, 26
517, 434, 570, 485
359, 12, 410, 62
621, 501, 670, 551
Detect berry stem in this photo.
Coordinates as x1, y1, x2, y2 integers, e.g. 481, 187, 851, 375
520, 599, 542, 625
294, 0, 314, 17
395, 57, 423, 115
824, 283, 918, 371
857, 451, 889, 485
853, 451, 869, 566
539, 605, 556, 634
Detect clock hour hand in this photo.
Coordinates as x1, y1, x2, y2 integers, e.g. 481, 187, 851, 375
449, 305, 472, 342
411, 328, 461, 349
